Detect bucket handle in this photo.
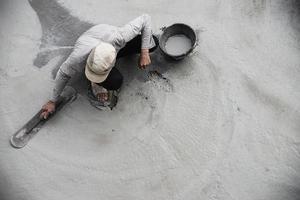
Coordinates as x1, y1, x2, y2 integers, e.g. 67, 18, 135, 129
160, 26, 167, 31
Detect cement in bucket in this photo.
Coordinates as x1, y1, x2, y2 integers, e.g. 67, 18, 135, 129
165, 34, 192, 56
159, 23, 197, 60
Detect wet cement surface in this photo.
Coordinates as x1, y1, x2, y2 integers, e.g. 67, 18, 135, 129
0, 0, 300, 200
165, 35, 192, 56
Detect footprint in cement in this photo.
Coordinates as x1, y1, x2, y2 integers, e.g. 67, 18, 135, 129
28, 0, 94, 78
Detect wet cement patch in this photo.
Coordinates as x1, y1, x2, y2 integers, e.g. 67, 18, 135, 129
165, 34, 192, 56
28, 0, 93, 77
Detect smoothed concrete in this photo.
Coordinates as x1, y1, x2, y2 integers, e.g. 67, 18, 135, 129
0, 0, 300, 199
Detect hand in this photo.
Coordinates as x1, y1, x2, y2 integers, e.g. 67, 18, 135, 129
40, 101, 56, 119
139, 49, 151, 69
96, 92, 108, 102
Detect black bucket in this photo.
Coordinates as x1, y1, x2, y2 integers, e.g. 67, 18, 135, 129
159, 23, 197, 60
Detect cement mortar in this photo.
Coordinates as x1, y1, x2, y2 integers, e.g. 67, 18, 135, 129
165, 34, 192, 56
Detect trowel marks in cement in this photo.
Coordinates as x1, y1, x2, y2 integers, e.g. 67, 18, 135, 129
165, 34, 192, 56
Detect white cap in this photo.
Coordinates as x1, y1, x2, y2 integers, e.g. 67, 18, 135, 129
85, 42, 116, 83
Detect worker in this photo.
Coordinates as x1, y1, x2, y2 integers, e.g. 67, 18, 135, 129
40, 14, 158, 119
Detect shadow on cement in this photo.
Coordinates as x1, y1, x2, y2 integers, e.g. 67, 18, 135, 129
283, 0, 300, 34
0, 0, 8, 13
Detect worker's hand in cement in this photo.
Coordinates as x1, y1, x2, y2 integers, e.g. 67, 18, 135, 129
139, 49, 151, 69
96, 92, 109, 102
40, 101, 56, 119
91, 83, 109, 102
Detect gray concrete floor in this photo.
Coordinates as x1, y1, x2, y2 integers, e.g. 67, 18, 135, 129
0, 0, 300, 199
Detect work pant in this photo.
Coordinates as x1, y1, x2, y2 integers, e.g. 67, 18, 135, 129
95, 35, 159, 90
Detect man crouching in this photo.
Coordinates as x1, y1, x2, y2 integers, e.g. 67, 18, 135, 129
40, 14, 158, 119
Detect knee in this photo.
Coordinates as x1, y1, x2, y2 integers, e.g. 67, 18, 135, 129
114, 73, 123, 90
109, 71, 123, 90
98, 68, 123, 91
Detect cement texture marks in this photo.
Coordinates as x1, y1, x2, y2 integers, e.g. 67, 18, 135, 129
0, 0, 300, 200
